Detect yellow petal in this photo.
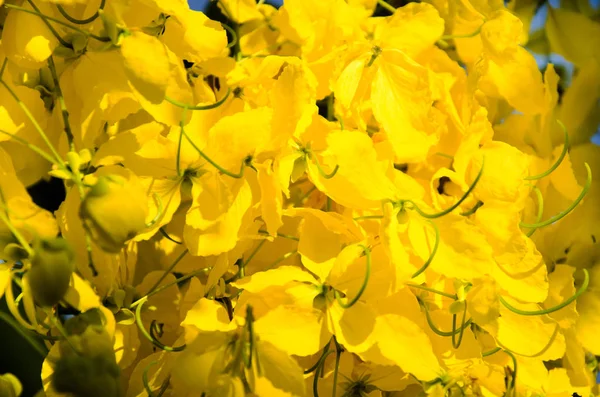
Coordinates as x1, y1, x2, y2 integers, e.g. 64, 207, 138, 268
232, 266, 318, 293
371, 290, 442, 381
495, 302, 565, 360
254, 340, 306, 397
327, 300, 377, 354
378, 2, 445, 57
2, 1, 59, 68
120, 31, 171, 104
546, 7, 600, 67
181, 298, 236, 339
184, 177, 252, 256
371, 50, 438, 163
254, 304, 330, 357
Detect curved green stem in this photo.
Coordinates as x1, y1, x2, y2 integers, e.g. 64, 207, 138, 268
135, 298, 186, 352
264, 250, 299, 271
304, 340, 332, 374
499, 269, 589, 316
130, 267, 211, 309
142, 360, 159, 397
408, 284, 458, 300
422, 303, 473, 337
311, 153, 339, 179
482, 346, 502, 357
439, 24, 484, 41
145, 249, 189, 296
6, 3, 110, 43
145, 193, 163, 228
0, 80, 66, 169
0, 212, 34, 257
451, 302, 468, 349
26, 0, 72, 48
525, 120, 569, 181
220, 22, 238, 49
520, 163, 592, 229
182, 128, 246, 179
409, 157, 485, 219
159, 228, 182, 244
0, 129, 58, 166
524, 185, 543, 238
504, 349, 518, 395
165, 88, 231, 111
411, 220, 440, 278
334, 245, 371, 309
313, 350, 335, 397
56, 0, 106, 25
460, 200, 483, 217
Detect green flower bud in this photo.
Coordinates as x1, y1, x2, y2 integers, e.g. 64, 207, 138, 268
28, 237, 75, 307
53, 324, 121, 397
52, 355, 121, 397
0, 373, 22, 397
79, 175, 148, 253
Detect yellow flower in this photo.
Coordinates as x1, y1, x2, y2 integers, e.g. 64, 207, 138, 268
80, 172, 149, 253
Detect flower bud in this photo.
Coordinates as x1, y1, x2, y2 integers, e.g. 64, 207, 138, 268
28, 237, 75, 307
0, 373, 22, 397
53, 324, 121, 397
79, 175, 148, 253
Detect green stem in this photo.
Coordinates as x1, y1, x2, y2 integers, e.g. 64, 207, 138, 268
145, 193, 164, 228
460, 200, 484, 217
311, 153, 339, 179
408, 284, 458, 300
164, 88, 231, 111
257, 230, 299, 241
525, 120, 569, 180
264, 250, 298, 271
129, 268, 211, 309
422, 302, 473, 337
409, 158, 485, 219
520, 163, 591, 229
25, 0, 72, 48
353, 215, 383, 221
159, 228, 182, 244
439, 24, 483, 41
334, 245, 371, 309
135, 298, 186, 352
451, 302, 468, 349
56, 0, 106, 25
6, 3, 110, 43
47, 56, 75, 151
0, 129, 57, 165
524, 185, 543, 238
499, 269, 589, 316
182, 128, 246, 179
411, 220, 440, 278
376, 0, 396, 13
0, 212, 34, 257
0, 311, 48, 357
0, 79, 66, 168
144, 249, 189, 296
331, 339, 343, 397
304, 339, 332, 374
482, 347, 501, 357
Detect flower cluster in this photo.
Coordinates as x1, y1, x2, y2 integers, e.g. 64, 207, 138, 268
0, 0, 599, 396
